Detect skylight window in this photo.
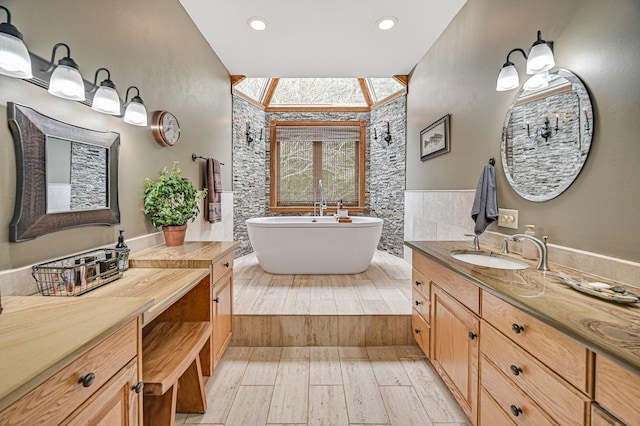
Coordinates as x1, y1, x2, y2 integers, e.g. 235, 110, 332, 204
271, 78, 366, 105
235, 78, 269, 102
232, 77, 406, 108
367, 78, 404, 102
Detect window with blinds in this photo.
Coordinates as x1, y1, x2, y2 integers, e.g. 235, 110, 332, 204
270, 121, 366, 211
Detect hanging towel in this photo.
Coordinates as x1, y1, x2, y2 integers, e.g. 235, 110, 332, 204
471, 164, 498, 235
205, 158, 222, 223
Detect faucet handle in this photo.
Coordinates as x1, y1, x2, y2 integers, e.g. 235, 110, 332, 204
464, 234, 480, 250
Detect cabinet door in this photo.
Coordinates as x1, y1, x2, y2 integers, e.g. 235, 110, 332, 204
63, 358, 140, 426
212, 272, 233, 368
431, 285, 479, 425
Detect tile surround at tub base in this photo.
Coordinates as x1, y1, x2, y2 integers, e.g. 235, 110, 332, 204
231, 314, 413, 347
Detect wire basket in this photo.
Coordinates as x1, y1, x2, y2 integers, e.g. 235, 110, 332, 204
32, 248, 129, 296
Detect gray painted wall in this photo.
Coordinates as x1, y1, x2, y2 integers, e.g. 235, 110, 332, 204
0, 0, 231, 270
406, 0, 640, 262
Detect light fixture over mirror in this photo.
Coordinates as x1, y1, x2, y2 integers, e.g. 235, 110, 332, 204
496, 30, 555, 92
0, 5, 32, 79
90, 67, 121, 115
123, 85, 147, 126
44, 42, 85, 101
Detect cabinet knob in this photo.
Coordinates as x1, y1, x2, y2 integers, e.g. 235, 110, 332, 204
78, 372, 96, 388
224, 262, 230, 268
415, 280, 422, 286
510, 405, 523, 417
510, 365, 523, 376
415, 300, 422, 306
132, 382, 144, 393
511, 323, 525, 334
414, 328, 421, 334
213, 297, 220, 303
468, 332, 477, 340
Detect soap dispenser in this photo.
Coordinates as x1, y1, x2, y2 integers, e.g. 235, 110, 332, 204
522, 225, 537, 260
115, 230, 129, 271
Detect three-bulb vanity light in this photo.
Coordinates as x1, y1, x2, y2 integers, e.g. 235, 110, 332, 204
496, 30, 555, 92
0, 5, 148, 126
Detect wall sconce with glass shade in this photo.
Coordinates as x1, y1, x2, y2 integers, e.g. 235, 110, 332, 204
123, 86, 147, 126
496, 30, 555, 92
43, 42, 85, 101
0, 6, 32, 79
89, 67, 121, 115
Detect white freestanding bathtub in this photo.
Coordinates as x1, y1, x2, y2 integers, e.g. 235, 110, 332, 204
246, 216, 383, 274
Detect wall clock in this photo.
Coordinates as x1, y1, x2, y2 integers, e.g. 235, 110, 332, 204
151, 110, 181, 147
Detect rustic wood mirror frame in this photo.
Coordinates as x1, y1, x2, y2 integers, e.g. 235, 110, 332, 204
8, 102, 121, 242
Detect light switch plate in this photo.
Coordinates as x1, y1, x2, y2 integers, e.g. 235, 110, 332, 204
498, 208, 518, 229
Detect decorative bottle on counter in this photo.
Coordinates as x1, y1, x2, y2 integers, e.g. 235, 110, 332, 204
522, 224, 537, 260
115, 230, 129, 271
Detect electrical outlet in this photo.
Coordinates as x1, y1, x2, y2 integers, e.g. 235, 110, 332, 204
498, 208, 518, 229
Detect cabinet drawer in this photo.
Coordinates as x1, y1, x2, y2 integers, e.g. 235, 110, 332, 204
481, 355, 555, 426
0, 320, 137, 425
412, 267, 430, 300
481, 321, 589, 425
480, 387, 516, 426
412, 288, 430, 321
412, 309, 430, 357
413, 252, 479, 314
595, 355, 640, 426
482, 291, 591, 393
212, 252, 234, 283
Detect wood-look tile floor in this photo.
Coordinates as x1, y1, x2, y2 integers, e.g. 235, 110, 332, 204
177, 346, 471, 426
233, 251, 413, 315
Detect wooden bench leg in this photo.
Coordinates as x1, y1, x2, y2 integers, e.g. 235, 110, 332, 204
176, 354, 207, 413
143, 385, 177, 426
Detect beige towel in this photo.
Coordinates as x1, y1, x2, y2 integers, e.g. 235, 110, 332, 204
206, 158, 222, 223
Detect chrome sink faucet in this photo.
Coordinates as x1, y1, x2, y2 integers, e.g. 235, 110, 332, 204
314, 179, 327, 216
464, 234, 481, 250
501, 234, 550, 271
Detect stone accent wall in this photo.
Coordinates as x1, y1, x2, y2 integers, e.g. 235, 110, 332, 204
70, 142, 107, 210
232, 95, 407, 258
232, 96, 267, 256
369, 97, 406, 256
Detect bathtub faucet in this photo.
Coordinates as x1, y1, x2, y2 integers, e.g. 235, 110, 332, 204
314, 179, 327, 216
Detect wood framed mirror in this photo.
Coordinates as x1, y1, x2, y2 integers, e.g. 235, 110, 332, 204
8, 103, 120, 242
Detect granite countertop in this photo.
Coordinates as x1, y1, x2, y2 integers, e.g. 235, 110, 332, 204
405, 240, 640, 376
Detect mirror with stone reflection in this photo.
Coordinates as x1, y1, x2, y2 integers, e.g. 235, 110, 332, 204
501, 68, 593, 202
46, 136, 109, 213
8, 103, 120, 242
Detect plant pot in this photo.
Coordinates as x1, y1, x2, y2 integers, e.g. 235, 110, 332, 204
162, 225, 187, 246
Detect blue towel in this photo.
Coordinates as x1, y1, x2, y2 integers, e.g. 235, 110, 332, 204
471, 164, 498, 235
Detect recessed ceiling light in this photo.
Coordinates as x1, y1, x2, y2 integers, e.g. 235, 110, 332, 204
248, 17, 268, 31
376, 16, 397, 31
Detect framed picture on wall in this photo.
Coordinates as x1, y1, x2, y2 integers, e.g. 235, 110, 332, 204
420, 114, 450, 161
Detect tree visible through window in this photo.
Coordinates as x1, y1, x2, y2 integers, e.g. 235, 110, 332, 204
270, 121, 366, 212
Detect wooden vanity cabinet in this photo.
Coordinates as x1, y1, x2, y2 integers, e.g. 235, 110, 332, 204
480, 291, 591, 425
211, 251, 234, 368
0, 320, 142, 426
129, 242, 239, 371
594, 355, 640, 426
412, 251, 480, 425
431, 285, 480, 424
411, 253, 432, 356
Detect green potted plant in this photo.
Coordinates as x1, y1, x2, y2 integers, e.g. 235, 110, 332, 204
143, 162, 206, 246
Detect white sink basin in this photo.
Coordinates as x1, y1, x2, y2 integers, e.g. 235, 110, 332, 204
450, 250, 529, 270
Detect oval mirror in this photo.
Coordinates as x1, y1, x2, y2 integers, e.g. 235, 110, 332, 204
501, 68, 593, 202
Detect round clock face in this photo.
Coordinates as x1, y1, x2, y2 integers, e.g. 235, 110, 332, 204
151, 111, 180, 146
